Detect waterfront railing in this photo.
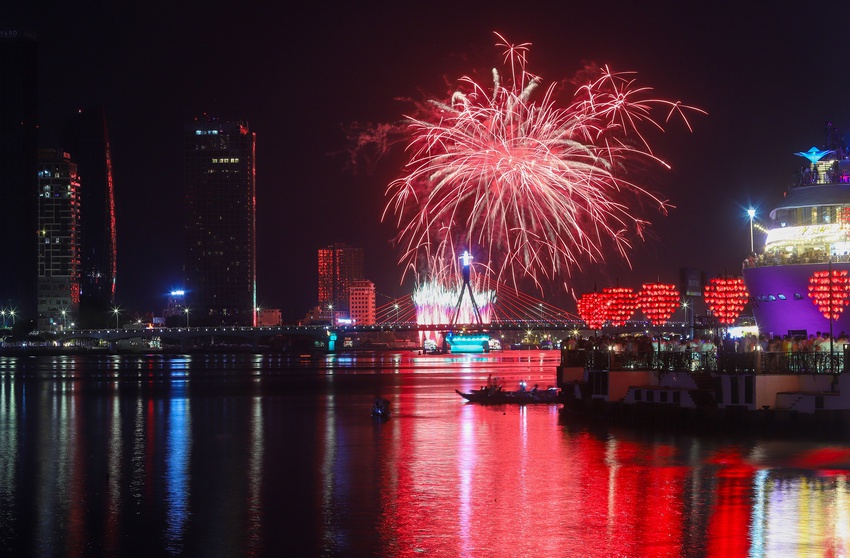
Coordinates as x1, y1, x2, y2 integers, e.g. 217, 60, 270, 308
562, 348, 849, 374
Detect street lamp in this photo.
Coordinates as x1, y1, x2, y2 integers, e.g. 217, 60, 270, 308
0, 309, 5, 328
394, 303, 399, 323
60, 309, 67, 330
747, 208, 756, 253
327, 303, 334, 326
9, 310, 15, 325
111, 307, 120, 329
184, 307, 190, 327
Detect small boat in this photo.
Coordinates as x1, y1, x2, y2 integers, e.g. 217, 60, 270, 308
371, 397, 391, 420
455, 383, 561, 405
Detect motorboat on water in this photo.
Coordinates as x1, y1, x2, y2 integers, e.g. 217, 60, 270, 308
371, 397, 391, 420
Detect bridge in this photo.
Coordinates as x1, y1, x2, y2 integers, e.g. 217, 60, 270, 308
45, 320, 585, 345
5, 279, 698, 351
8, 317, 695, 353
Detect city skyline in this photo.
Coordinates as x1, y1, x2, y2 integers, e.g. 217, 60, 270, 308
6, 2, 850, 321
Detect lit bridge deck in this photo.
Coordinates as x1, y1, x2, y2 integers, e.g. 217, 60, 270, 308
8, 319, 692, 351
46, 320, 589, 344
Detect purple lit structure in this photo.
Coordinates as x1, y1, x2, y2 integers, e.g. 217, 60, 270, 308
744, 125, 850, 337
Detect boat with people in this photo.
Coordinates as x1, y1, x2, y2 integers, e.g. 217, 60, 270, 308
456, 380, 561, 404
743, 123, 850, 338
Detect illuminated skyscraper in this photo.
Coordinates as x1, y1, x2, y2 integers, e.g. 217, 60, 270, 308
0, 29, 38, 320
318, 243, 364, 314
62, 106, 117, 328
36, 149, 81, 329
184, 116, 256, 326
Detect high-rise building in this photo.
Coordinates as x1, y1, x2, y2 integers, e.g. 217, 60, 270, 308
162, 290, 187, 323
0, 30, 38, 321
62, 106, 117, 328
184, 116, 256, 326
318, 243, 364, 315
349, 280, 376, 325
36, 149, 81, 329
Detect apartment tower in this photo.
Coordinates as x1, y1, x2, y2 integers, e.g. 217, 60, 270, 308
36, 149, 81, 329
184, 116, 256, 326
318, 243, 364, 315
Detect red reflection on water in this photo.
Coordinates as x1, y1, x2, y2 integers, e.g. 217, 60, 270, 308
789, 447, 850, 470
641, 463, 687, 555
706, 448, 755, 557
373, 370, 693, 557
562, 433, 688, 556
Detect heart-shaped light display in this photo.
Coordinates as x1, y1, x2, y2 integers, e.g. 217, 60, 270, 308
703, 276, 749, 325
637, 282, 680, 327
808, 269, 850, 320
577, 292, 609, 331
601, 286, 638, 327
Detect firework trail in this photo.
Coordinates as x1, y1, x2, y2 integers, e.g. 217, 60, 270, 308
383, 32, 703, 292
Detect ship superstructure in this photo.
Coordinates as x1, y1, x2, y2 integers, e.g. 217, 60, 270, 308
744, 125, 850, 337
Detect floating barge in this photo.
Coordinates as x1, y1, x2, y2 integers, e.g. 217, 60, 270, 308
556, 348, 850, 438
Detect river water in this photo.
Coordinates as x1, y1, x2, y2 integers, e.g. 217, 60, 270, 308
0, 350, 848, 557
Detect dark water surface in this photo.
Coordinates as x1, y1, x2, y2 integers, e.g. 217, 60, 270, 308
0, 350, 849, 557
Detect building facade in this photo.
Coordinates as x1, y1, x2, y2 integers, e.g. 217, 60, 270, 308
257, 308, 281, 327
0, 30, 38, 321
349, 280, 376, 325
62, 106, 117, 328
36, 149, 81, 329
318, 243, 364, 314
184, 116, 256, 326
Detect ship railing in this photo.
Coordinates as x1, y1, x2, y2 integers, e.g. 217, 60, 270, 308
743, 252, 850, 268
758, 350, 846, 374
563, 348, 847, 374
794, 169, 850, 187
563, 349, 721, 372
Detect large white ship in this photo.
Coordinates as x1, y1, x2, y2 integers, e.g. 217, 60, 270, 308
743, 126, 850, 337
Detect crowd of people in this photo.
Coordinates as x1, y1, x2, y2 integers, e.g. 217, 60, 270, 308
562, 331, 850, 354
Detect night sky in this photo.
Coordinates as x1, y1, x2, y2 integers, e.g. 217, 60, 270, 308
8, 1, 850, 320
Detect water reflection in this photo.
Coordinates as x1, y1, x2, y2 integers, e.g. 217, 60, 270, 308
0, 352, 847, 555
164, 393, 190, 553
